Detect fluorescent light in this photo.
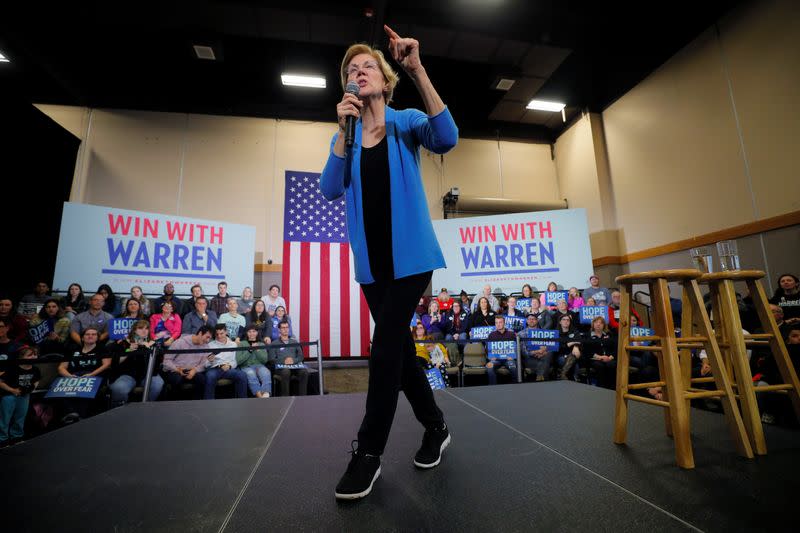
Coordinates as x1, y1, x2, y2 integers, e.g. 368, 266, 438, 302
281, 74, 326, 89
193, 45, 216, 61
0, 52, 9, 63
526, 99, 565, 112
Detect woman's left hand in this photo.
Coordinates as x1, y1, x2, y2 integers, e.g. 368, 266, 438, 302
385, 25, 422, 77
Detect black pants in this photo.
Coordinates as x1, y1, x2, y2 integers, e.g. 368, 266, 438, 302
357, 270, 444, 455
277, 367, 309, 396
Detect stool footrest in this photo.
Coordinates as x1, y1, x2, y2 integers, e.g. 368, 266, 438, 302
676, 336, 708, 343
630, 336, 660, 342
625, 345, 662, 352
744, 341, 770, 346
627, 381, 666, 390
623, 393, 669, 407
754, 384, 794, 393
691, 377, 716, 384
685, 390, 725, 399
676, 343, 704, 349
743, 333, 773, 340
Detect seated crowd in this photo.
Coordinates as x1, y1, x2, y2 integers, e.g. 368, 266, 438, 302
0, 281, 305, 445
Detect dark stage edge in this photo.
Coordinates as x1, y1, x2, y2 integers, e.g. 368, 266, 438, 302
2, 383, 798, 532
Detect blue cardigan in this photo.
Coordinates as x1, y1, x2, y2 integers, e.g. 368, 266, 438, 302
320, 106, 458, 284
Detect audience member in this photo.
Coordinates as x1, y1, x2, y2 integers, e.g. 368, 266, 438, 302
17, 281, 51, 319
262, 284, 287, 317
237, 325, 274, 398
108, 320, 162, 405
583, 274, 612, 306
471, 284, 501, 313
29, 299, 71, 354
504, 296, 526, 333
0, 318, 21, 361
205, 324, 247, 399
219, 297, 246, 341
520, 283, 535, 302
458, 290, 471, 312
421, 300, 448, 341
552, 298, 577, 326
246, 300, 272, 343
58, 327, 112, 423
436, 288, 454, 312
528, 297, 553, 330
97, 284, 121, 316
539, 281, 560, 309
447, 301, 469, 342
269, 321, 308, 396
520, 314, 554, 382
770, 273, 800, 321
61, 283, 88, 319
555, 315, 583, 380
183, 284, 205, 317
152, 283, 184, 316
486, 314, 517, 385
608, 290, 641, 331
467, 297, 496, 332
0, 346, 40, 447
69, 293, 114, 344
584, 316, 617, 389
181, 297, 218, 334
123, 286, 151, 317
149, 301, 182, 347
270, 306, 294, 341
770, 304, 794, 339
162, 326, 212, 399
413, 323, 451, 387
567, 287, 585, 311
237, 287, 255, 315
0, 298, 29, 342
210, 281, 232, 317
119, 298, 145, 320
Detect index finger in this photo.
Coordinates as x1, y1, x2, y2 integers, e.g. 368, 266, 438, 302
384, 24, 400, 40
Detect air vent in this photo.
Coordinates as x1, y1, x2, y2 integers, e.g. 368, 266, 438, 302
193, 45, 216, 61
495, 78, 515, 91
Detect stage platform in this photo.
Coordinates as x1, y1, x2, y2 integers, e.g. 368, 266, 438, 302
2, 382, 798, 532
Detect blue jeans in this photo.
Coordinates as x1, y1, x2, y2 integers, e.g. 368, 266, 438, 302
241, 364, 272, 396
109, 374, 165, 404
0, 393, 30, 441
486, 359, 517, 385
204, 367, 247, 399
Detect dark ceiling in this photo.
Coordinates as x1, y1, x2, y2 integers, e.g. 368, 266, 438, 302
0, 0, 742, 143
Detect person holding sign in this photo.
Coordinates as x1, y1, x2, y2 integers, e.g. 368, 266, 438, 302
567, 287, 584, 311
504, 297, 527, 333
520, 314, 554, 382
412, 323, 451, 387
149, 301, 182, 347
467, 297, 496, 333
58, 327, 112, 423
321, 26, 456, 500
584, 316, 617, 389
0, 346, 40, 447
28, 299, 71, 354
485, 315, 518, 385
539, 282, 560, 310
109, 320, 162, 405
269, 321, 308, 397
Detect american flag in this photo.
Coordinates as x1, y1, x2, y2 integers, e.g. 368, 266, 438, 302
281, 170, 374, 357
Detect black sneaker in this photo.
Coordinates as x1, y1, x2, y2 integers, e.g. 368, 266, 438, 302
414, 423, 451, 469
335, 441, 381, 500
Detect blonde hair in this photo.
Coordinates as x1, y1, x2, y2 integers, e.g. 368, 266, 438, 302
340, 43, 399, 104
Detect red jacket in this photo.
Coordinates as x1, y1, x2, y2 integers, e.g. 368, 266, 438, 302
150, 313, 182, 341
608, 305, 642, 331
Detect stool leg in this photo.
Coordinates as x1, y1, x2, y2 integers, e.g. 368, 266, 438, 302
653, 278, 694, 468
679, 283, 694, 388
686, 280, 754, 459
717, 279, 767, 455
747, 279, 800, 422
614, 282, 632, 445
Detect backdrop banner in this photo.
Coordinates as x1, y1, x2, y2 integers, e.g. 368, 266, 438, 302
431, 209, 593, 295
54, 202, 256, 295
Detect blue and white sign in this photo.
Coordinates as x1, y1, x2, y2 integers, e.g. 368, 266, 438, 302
276, 363, 306, 370
516, 298, 532, 312
432, 209, 593, 295
503, 315, 527, 331
54, 202, 256, 295
425, 367, 447, 390
630, 326, 655, 346
110, 318, 137, 340
28, 321, 53, 344
544, 290, 569, 306
580, 305, 609, 325
46, 376, 103, 398
523, 329, 559, 349
487, 340, 517, 360
470, 326, 495, 340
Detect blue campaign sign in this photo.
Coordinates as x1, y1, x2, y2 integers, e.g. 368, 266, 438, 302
470, 326, 495, 339
579, 305, 609, 324
503, 315, 527, 331
524, 329, 559, 349
487, 340, 516, 360
110, 318, 137, 340
46, 376, 103, 399
516, 298, 532, 312
630, 326, 655, 346
544, 290, 569, 306
28, 321, 53, 344
425, 367, 447, 390
276, 363, 306, 370
410, 314, 418, 328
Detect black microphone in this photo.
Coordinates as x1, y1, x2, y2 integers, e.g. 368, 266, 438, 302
344, 81, 360, 148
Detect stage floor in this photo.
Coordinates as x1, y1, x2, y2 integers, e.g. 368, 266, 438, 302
2, 382, 798, 532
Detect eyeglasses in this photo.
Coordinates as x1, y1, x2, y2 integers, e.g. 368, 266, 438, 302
345, 61, 379, 77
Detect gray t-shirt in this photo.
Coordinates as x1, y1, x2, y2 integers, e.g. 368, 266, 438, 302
583, 287, 612, 305
70, 309, 114, 335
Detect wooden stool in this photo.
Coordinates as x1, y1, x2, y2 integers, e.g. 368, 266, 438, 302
614, 269, 753, 469
692, 270, 800, 455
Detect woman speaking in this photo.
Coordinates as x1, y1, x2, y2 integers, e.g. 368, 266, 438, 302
321, 25, 458, 500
